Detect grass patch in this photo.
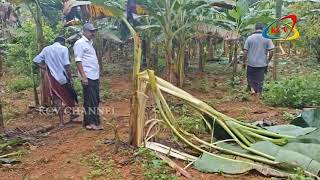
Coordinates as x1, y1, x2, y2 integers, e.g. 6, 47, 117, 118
136, 148, 178, 180
81, 153, 121, 180
7, 77, 33, 92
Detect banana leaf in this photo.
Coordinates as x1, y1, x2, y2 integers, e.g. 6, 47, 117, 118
291, 108, 320, 128
194, 153, 288, 177
264, 125, 316, 137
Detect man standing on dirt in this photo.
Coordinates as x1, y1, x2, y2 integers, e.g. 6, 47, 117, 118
74, 23, 103, 131
242, 23, 275, 99
34, 36, 81, 127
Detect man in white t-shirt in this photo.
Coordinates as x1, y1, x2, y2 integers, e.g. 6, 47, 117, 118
74, 23, 103, 130
34, 36, 80, 127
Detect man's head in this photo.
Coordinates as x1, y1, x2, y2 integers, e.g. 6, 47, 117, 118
255, 23, 265, 32
83, 23, 97, 40
54, 36, 65, 45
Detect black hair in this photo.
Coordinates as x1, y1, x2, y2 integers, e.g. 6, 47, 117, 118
255, 23, 265, 30
54, 36, 65, 44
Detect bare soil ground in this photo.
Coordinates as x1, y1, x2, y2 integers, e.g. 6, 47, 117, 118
0, 72, 293, 180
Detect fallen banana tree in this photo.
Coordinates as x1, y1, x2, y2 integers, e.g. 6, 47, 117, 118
138, 70, 320, 179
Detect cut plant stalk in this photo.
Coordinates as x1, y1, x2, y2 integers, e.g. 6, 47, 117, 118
139, 70, 295, 160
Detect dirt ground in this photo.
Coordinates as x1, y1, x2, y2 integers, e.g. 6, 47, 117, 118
0, 73, 292, 180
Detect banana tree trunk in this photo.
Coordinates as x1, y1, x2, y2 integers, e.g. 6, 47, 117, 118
273, 0, 283, 81
232, 42, 238, 84
121, 17, 144, 147
94, 32, 104, 73
288, 41, 291, 57
145, 38, 152, 68
199, 41, 205, 72
176, 45, 186, 87
208, 37, 213, 60
229, 42, 233, 63
165, 41, 173, 82
0, 54, 3, 77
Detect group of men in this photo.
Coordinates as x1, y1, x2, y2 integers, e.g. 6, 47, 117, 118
33, 22, 274, 130
34, 23, 103, 131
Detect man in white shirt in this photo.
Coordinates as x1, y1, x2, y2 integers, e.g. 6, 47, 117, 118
34, 36, 80, 127
74, 23, 103, 130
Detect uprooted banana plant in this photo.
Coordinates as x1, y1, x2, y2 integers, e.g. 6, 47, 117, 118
138, 70, 319, 178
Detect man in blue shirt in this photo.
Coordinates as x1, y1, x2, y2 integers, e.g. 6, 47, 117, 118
242, 23, 275, 99
34, 36, 80, 127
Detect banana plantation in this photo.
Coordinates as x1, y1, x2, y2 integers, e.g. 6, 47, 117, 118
1, 0, 320, 179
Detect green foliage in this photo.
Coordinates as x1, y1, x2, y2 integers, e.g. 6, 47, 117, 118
73, 79, 83, 99
6, 21, 56, 75
173, 105, 206, 135
81, 153, 121, 180
137, 148, 178, 180
7, 76, 34, 92
290, 168, 313, 180
100, 80, 110, 101
263, 72, 320, 108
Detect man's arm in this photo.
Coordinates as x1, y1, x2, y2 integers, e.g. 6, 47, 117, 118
33, 49, 46, 70
63, 48, 73, 82
73, 44, 88, 85
242, 49, 248, 69
268, 50, 274, 62
76, 62, 88, 85
267, 40, 275, 63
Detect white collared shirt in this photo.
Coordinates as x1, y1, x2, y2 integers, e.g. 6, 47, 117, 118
73, 36, 100, 80
34, 42, 70, 85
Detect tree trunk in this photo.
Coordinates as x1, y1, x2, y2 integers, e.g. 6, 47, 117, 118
0, 100, 4, 134
145, 39, 152, 68
94, 32, 104, 73
288, 41, 291, 57
228, 42, 233, 63
232, 42, 238, 84
199, 41, 205, 72
33, 1, 50, 106
223, 40, 227, 57
165, 41, 173, 82
176, 45, 186, 87
273, 0, 283, 81
0, 54, 3, 77
208, 37, 213, 60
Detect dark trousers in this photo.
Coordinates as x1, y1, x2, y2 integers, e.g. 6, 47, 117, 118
83, 79, 100, 126
247, 66, 267, 93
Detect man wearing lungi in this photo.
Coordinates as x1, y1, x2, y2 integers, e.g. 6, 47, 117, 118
34, 36, 80, 127
242, 23, 275, 99
74, 23, 103, 131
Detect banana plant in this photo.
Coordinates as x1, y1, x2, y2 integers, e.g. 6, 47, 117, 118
136, 0, 210, 84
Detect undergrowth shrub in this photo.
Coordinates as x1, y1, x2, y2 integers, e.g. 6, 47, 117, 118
263, 72, 320, 108
7, 77, 34, 92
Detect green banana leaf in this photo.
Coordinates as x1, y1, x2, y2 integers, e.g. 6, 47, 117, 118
264, 125, 316, 137
194, 153, 288, 177
291, 108, 320, 128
